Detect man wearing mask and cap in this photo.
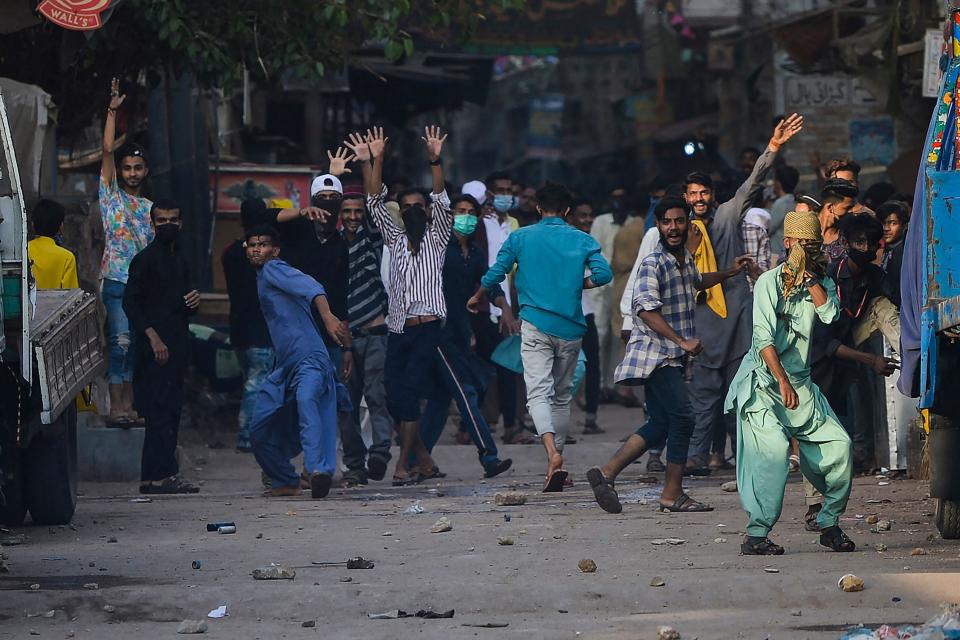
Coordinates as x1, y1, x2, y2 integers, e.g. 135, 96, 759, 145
725, 210, 857, 556
123, 200, 201, 494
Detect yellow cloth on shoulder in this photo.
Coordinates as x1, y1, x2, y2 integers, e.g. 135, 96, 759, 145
690, 219, 726, 319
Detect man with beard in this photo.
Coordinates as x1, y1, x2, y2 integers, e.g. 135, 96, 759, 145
346, 126, 464, 485
587, 197, 751, 514
470, 182, 612, 492
244, 225, 350, 499
123, 200, 200, 494
725, 210, 856, 555
100, 78, 154, 426
683, 114, 804, 474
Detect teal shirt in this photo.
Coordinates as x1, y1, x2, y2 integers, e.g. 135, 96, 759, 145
481, 217, 612, 340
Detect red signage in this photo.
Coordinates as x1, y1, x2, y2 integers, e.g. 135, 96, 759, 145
37, 0, 113, 31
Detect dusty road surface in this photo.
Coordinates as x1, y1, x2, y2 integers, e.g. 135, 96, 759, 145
2, 405, 958, 640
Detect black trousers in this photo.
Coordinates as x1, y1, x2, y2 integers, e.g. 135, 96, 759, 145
583, 314, 600, 415
134, 350, 185, 483
472, 314, 518, 430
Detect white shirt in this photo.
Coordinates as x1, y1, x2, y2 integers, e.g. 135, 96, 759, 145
483, 214, 514, 317
620, 227, 662, 332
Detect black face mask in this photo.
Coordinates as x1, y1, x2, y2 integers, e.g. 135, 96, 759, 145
402, 205, 428, 253
847, 247, 877, 267
312, 195, 342, 217
156, 223, 180, 245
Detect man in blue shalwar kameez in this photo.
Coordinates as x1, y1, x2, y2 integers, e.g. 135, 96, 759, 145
245, 225, 351, 499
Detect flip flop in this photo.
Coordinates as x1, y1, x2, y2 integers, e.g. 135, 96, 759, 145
392, 472, 423, 487
543, 469, 568, 493
658, 492, 714, 512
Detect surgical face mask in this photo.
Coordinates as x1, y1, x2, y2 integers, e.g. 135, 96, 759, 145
492, 194, 516, 213
453, 214, 478, 236
156, 223, 180, 245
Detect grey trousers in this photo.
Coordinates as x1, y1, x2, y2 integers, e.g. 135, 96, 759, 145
342, 333, 393, 471
687, 356, 742, 463
520, 322, 581, 454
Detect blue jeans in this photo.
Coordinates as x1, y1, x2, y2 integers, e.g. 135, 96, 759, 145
102, 278, 135, 384
237, 347, 275, 448
636, 365, 695, 464
250, 353, 338, 488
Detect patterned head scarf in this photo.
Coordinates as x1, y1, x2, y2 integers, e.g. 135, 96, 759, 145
782, 210, 825, 296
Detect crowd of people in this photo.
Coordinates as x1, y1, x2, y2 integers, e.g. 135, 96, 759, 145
25, 80, 914, 557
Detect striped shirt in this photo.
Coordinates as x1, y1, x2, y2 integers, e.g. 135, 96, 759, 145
615, 247, 701, 382
367, 185, 452, 334
346, 222, 388, 328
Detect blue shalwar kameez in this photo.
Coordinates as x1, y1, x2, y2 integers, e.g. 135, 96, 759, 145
250, 259, 338, 488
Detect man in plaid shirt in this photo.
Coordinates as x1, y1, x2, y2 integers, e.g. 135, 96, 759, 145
587, 197, 752, 514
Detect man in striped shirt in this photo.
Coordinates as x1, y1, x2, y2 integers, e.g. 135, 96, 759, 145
338, 184, 393, 485
348, 125, 496, 485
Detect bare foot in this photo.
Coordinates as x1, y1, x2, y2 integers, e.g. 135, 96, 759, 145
547, 452, 563, 477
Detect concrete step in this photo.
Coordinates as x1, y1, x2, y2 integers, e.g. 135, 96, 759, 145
77, 412, 144, 482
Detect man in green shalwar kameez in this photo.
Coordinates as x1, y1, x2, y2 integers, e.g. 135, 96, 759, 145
724, 210, 856, 555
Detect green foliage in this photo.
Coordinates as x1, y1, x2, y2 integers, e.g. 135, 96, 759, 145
99, 0, 524, 89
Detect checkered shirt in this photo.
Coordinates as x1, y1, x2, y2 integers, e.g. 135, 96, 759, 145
615, 246, 701, 383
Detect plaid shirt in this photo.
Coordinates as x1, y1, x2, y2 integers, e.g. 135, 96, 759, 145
741, 222, 770, 291
615, 245, 701, 383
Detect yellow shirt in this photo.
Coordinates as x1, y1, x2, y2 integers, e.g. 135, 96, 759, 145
28, 236, 79, 289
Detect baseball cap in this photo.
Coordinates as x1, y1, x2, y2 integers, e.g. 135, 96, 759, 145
311, 174, 343, 196
461, 180, 487, 205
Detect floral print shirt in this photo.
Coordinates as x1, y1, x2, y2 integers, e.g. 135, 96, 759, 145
99, 176, 153, 283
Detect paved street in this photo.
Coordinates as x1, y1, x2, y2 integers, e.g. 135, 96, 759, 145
1, 405, 958, 640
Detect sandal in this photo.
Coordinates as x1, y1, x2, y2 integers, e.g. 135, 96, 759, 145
741, 536, 785, 555
819, 526, 856, 552
392, 472, 423, 487
804, 504, 823, 532
502, 429, 537, 445
421, 466, 447, 480
586, 468, 622, 514
564, 435, 577, 445
543, 469, 568, 493
789, 454, 801, 473
659, 493, 713, 512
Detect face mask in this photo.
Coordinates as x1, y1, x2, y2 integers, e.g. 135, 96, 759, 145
156, 223, 180, 245
453, 214, 478, 236
492, 194, 516, 213
402, 205, 428, 253
312, 195, 342, 217
847, 247, 876, 267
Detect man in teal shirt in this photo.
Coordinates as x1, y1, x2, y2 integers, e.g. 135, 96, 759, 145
470, 182, 612, 491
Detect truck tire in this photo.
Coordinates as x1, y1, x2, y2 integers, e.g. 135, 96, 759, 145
936, 498, 960, 540
0, 452, 27, 526
24, 406, 77, 525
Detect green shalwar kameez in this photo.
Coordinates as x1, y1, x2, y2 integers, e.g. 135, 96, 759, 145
724, 265, 852, 537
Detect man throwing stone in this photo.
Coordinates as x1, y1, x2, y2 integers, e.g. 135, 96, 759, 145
587, 197, 751, 513
725, 210, 855, 555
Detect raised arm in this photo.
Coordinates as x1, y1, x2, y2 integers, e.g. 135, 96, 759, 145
101, 77, 125, 185
698, 254, 753, 290
720, 114, 804, 228
346, 129, 401, 244
422, 125, 453, 240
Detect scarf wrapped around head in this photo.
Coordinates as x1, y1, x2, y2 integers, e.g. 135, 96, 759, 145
782, 210, 824, 296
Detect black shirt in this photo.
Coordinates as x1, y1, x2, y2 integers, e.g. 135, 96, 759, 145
810, 257, 885, 367
222, 240, 272, 349
881, 239, 904, 308
267, 209, 349, 348
123, 239, 195, 369
441, 236, 504, 349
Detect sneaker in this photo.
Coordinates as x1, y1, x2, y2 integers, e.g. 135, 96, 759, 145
140, 476, 199, 494
264, 485, 301, 497
582, 421, 606, 435
310, 472, 333, 499
483, 458, 513, 478
367, 456, 388, 482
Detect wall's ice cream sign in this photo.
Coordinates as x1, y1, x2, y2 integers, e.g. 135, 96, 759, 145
37, 0, 113, 31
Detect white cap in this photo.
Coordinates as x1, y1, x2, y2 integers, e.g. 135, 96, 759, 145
461, 180, 487, 205
311, 174, 343, 196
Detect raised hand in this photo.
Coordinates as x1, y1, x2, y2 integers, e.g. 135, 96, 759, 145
422, 125, 448, 162
109, 77, 126, 111
365, 127, 389, 159
344, 132, 370, 163
770, 113, 803, 149
327, 147, 355, 176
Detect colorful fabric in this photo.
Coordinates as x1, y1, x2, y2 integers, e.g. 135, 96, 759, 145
98, 176, 153, 283
616, 246, 701, 382
691, 219, 726, 318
